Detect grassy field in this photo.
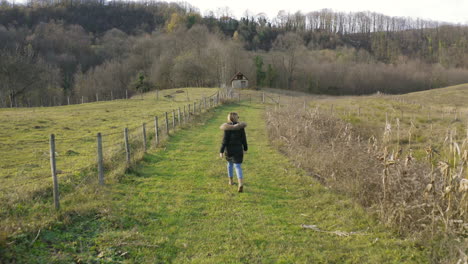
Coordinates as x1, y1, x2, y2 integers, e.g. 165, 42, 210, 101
265, 85, 468, 262
0, 88, 217, 185
0, 88, 219, 238
1, 102, 428, 263
306, 84, 468, 160
2, 85, 466, 262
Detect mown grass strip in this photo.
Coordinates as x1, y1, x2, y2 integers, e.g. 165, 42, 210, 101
2, 102, 428, 263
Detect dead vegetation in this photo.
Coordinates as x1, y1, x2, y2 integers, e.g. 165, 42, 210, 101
265, 101, 467, 263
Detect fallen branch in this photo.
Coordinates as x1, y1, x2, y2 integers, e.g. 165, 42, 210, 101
30, 229, 41, 245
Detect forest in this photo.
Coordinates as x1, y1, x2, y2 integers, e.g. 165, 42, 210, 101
1, 0, 468, 107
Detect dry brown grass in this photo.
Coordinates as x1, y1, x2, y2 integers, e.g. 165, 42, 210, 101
265, 100, 467, 264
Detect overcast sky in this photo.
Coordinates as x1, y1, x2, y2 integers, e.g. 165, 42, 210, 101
187, 0, 468, 24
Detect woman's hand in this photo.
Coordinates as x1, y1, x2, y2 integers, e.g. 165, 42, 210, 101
219, 153, 224, 158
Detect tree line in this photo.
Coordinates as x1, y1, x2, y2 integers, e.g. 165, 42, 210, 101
1, 0, 468, 107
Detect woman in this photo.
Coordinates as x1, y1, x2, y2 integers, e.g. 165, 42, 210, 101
219, 112, 248, 192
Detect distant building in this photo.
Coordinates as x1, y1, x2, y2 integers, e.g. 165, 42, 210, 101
230, 72, 249, 89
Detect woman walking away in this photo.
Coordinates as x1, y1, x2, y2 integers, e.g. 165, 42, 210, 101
220, 112, 248, 192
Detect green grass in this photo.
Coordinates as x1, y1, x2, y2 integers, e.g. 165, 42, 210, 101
2, 102, 428, 263
308, 84, 468, 160
0, 88, 217, 187
0, 88, 219, 242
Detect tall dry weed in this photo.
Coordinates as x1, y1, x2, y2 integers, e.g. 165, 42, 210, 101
265, 102, 467, 263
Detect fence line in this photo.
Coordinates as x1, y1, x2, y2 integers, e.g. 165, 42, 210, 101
0, 90, 284, 209
2, 88, 212, 108
0, 91, 232, 208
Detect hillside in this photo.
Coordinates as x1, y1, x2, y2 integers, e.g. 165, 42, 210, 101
268, 85, 468, 263
400, 83, 468, 108
1, 1, 468, 108
0, 88, 219, 238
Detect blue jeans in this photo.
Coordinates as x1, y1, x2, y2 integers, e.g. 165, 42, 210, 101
227, 162, 243, 179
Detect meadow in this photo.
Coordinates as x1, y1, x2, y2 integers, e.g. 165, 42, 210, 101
0, 88, 220, 235
308, 84, 468, 159
1, 86, 467, 263
2, 100, 429, 263
264, 84, 468, 263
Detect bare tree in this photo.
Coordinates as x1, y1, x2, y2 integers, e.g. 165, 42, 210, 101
272, 32, 305, 89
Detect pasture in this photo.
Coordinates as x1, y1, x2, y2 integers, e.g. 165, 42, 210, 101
1, 85, 467, 263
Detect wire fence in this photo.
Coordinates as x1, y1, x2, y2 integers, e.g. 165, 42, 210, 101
8, 88, 462, 210
0, 90, 229, 210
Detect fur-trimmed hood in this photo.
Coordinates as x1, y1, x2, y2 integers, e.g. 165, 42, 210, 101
220, 122, 247, 131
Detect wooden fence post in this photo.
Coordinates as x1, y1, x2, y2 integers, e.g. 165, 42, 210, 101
67, 96, 70, 105
154, 116, 159, 146
96, 93, 99, 102
183, 106, 186, 123
124, 128, 130, 165
238, 93, 241, 102
142, 123, 147, 152
126, 90, 128, 100
165, 112, 169, 135
188, 104, 191, 120
204, 97, 206, 109
97, 133, 104, 185
49, 134, 60, 210
172, 110, 176, 129
81, 96, 84, 104
262, 92, 265, 103
178, 108, 181, 126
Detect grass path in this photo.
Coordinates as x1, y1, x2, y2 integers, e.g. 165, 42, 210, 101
4, 102, 427, 263
97, 102, 427, 263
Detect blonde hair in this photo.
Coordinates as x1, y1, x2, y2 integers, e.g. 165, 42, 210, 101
227, 112, 239, 123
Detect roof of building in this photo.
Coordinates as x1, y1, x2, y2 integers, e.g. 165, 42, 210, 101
230, 72, 249, 82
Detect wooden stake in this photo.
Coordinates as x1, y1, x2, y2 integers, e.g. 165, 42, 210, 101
165, 112, 169, 135
97, 133, 104, 185
154, 116, 159, 146
178, 108, 181, 126
49, 134, 60, 210
142, 123, 147, 152
124, 128, 130, 165
188, 104, 191, 120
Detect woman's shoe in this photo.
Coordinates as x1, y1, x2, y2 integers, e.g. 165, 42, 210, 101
238, 185, 243, 192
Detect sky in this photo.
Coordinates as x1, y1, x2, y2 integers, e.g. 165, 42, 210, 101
186, 0, 468, 24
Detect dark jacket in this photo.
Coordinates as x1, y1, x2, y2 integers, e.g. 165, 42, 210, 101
219, 122, 248, 163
